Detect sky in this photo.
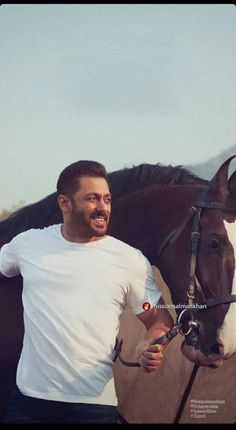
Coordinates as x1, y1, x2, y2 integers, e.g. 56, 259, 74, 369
0, 4, 236, 213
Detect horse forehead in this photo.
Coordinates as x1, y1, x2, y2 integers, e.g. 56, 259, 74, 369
223, 219, 236, 254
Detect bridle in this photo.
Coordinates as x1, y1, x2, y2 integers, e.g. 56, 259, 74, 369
114, 186, 236, 367
158, 186, 236, 309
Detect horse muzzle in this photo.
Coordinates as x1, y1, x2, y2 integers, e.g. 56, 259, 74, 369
181, 338, 226, 368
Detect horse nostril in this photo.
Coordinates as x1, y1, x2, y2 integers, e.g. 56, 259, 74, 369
209, 342, 223, 355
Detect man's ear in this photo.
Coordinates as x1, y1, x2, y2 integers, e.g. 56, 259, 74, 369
58, 194, 72, 213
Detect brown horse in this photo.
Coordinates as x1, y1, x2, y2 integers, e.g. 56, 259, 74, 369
110, 157, 236, 367
0, 158, 236, 420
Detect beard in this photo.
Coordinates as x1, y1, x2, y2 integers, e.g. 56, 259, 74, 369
70, 205, 110, 238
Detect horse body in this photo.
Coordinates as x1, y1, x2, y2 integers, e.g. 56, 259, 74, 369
0, 162, 205, 243
0, 277, 23, 366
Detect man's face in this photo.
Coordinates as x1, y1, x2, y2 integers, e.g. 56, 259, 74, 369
69, 176, 111, 239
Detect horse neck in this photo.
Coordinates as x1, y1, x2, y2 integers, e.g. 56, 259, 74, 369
109, 184, 203, 264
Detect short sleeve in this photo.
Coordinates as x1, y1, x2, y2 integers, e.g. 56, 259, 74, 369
0, 238, 21, 277
126, 251, 161, 315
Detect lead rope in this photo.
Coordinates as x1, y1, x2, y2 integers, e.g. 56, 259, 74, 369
113, 322, 184, 368
187, 206, 202, 310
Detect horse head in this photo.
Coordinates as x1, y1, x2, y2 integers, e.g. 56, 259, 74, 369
180, 156, 236, 367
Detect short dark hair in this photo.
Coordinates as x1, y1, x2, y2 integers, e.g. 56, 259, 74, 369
57, 160, 108, 196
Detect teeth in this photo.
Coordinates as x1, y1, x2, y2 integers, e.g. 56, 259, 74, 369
93, 216, 105, 223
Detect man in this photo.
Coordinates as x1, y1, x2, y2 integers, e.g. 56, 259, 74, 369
0, 160, 173, 424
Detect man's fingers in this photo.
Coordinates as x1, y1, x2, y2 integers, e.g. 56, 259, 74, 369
141, 355, 163, 365
146, 344, 163, 353
135, 340, 166, 372
139, 351, 163, 365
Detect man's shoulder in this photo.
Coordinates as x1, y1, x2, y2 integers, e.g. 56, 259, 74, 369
106, 235, 144, 259
13, 224, 59, 242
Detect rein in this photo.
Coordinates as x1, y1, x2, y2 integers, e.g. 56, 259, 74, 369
114, 186, 236, 367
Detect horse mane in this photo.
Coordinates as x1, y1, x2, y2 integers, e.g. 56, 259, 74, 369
108, 163, 207, 199
0, 162, 207, 244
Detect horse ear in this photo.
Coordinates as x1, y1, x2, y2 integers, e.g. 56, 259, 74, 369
208, 155, 236, 199
228, 170, 236, 198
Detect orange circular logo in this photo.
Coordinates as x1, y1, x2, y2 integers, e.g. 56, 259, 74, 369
142, 302, 151, 311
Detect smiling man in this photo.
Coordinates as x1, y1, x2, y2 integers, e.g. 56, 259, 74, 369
58, 173, 112, 243
0, 160, 173, 424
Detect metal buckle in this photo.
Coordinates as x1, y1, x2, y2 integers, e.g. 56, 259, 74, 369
177, 309, 193, 336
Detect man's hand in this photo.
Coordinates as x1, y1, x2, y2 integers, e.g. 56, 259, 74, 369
135, 297, 174, 372
135, 340, 164, 373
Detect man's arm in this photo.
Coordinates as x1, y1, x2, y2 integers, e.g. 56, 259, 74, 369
136, 297, 174, 373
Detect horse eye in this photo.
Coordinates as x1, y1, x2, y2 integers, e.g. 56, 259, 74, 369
209, 238, 220, 249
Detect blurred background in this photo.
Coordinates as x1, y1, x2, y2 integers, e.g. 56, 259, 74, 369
1, 4, 236, 217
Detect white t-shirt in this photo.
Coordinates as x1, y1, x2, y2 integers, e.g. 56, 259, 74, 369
0, 224, 161, 405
